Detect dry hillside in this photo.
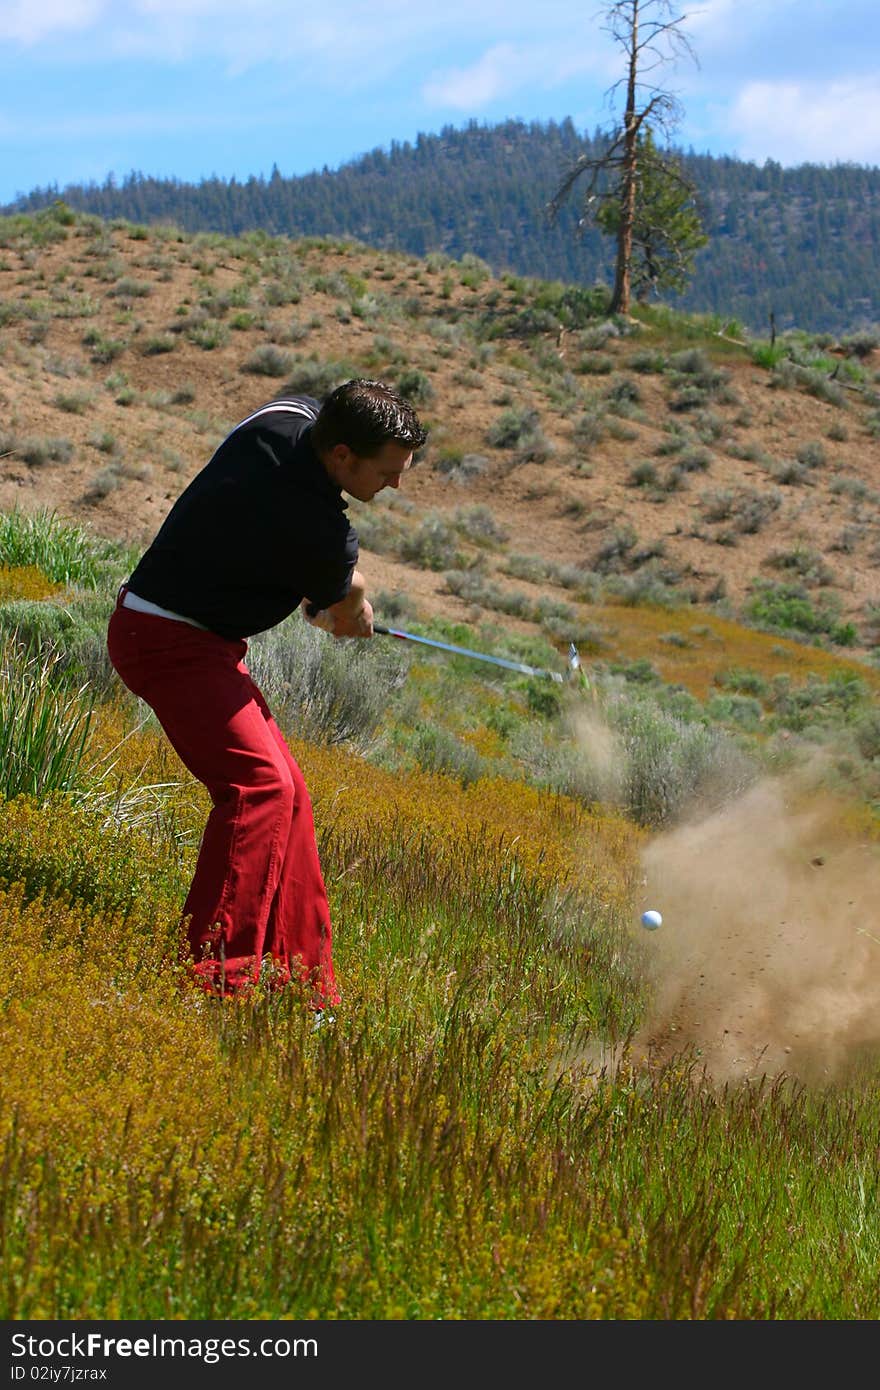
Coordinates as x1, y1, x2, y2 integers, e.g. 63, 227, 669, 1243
1, 207, 878, 667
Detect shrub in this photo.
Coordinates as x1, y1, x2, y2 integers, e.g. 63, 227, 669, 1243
627, 350, 666, 373
186, 319, 228, 350
605, 376, 642, 405
19, 437, 74, 468
263, 280, 302, 307
140, 335, 176, 356
83, 465, 123, 501
342, 506, 406, 558
854, 709, 880, 760
746, 580, 858, 646
654, 430, 687, 456
52, 391, 92, 414
667, 347, 711, 376
704, 694, 764, 731
82, 329, 125, 363
410, 724, 487, 785
769, 459, 810, 487
626, 460, 658, 489
486, 408, 540, 449
714, 668, 769, 698
434, 452, 489, 485
453, 506, 508, 546
372, 589, 418, 623
828, 525, 863, 555
697, 486, 778, 533
485, 408, 553, 462
246, 616, 408, 752
765, 670, 870, 732
572, 412, 607, 450
443, 571, 531, 618
0, 592, 118, 696
279, 357, 357, 400
606, 567, 684, 607
730, 489, 780, 535
396, 369, 435, 405
839, 330, 879, 359
764, 547, 833, 586
502, 554, 549, 584
241, 345, 295, 377
109, 278, 152, 299
668, 384, 710, 412
694, 410, 725, 442
677, 446, 712, 473
774, 362, 848, 407
608, 693, 757, 828
400, 516, 466, 571
593, 526, 637, 573
274, 318, 310, 345
576, 354, 614, 375
796, 440, 827, 469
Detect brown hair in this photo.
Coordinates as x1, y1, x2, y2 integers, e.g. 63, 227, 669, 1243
310, 379, 427, 457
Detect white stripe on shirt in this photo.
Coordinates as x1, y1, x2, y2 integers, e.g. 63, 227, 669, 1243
231, 400, 318, 434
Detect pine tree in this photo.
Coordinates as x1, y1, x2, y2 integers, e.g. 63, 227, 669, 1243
548, 0, 701, 314
595, 127, 707, 300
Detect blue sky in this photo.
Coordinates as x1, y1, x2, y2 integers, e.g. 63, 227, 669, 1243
1, 0, 877, 205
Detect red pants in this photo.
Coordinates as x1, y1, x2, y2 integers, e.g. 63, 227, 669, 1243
107, 592, 339, 1006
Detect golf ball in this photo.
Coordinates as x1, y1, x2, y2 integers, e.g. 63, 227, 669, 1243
641, 909, 662, 931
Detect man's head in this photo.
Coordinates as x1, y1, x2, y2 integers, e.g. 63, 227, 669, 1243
311, 378, 428, 502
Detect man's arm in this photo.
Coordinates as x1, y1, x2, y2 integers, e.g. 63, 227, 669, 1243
303, 568, 373, 638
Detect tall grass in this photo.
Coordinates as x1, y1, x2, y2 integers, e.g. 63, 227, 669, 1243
0, 506, 132, 589
0, 637, 94, 801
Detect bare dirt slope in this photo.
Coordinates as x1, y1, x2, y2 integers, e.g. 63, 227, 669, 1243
1, 212, 878, 653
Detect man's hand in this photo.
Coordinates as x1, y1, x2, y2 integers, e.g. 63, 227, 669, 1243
303, 569, 374, 638
307, 598, 374, 638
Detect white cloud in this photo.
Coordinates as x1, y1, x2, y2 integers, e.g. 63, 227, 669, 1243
685, 0, 794, 43
423, 39, 604, 111
423, 43, 528, 109
729, 77, 880, 166
0, 0, 106, 44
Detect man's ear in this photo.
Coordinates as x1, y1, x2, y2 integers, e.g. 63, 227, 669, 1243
324, 443, 355, 487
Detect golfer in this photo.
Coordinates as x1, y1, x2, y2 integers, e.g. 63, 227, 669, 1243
107, 379, 427, 1015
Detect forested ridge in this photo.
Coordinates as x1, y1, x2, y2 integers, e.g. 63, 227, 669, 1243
6, 117, 879, 334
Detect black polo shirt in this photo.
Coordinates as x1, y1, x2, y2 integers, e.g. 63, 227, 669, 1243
126, 396, 358, 640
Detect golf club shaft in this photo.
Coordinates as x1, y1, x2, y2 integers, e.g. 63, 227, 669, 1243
373, 623, 565, 683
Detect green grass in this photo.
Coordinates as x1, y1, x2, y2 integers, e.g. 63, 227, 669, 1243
0, 638, 94, 801
0, 506, 134, 587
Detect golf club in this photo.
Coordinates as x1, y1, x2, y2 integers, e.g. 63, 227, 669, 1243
374, 622, 571, 683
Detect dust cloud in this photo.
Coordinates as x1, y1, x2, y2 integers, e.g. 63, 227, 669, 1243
633, 774, 880, 1086
568, 707, 625, 804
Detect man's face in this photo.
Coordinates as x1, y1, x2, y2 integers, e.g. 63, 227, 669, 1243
331, 440, 413, 502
